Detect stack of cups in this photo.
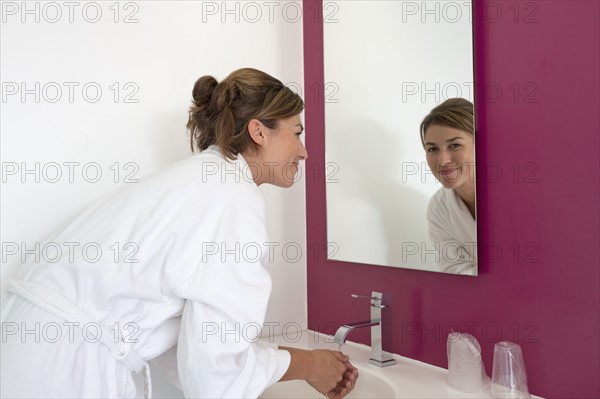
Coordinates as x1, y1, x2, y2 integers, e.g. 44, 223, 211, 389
491, 341, 530, 399
447, 332, 489, 393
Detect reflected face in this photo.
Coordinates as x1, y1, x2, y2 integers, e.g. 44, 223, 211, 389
261, 114, 308, 188
424, 124, 475, 190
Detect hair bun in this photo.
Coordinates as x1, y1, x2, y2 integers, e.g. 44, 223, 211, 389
191, 75, 218, 106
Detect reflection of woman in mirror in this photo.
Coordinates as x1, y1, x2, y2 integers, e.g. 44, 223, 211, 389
420, 98, 476, 275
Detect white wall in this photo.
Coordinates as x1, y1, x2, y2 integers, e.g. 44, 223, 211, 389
1, 0, 307, 336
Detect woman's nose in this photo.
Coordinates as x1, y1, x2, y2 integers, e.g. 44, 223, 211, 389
299, 142, 308, 160
438, 149, 452, 165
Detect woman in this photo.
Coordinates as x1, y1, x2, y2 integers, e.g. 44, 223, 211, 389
1, 68, 358, 398
420, 98, 477, 275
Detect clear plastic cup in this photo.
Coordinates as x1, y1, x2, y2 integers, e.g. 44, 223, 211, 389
447, 332, 489, 392
491, 341, 530, 399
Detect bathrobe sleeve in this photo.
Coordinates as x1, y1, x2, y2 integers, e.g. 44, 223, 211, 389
173, 187, 291, 398
427, 188, 477, 275
150, 345, 183, 391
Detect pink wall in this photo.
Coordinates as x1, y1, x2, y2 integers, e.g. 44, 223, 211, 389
302, 1, 599, 398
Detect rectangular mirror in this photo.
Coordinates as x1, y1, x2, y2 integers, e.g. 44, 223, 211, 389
324, 1, 477, 275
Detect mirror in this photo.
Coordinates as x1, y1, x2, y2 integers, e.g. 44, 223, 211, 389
324, 1, 477, 274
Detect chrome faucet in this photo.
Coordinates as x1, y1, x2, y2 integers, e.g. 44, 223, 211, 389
333, 291, 396, 367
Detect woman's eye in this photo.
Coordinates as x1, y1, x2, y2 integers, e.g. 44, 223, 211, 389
427, 147, 438, 153
450, 143, 462, 149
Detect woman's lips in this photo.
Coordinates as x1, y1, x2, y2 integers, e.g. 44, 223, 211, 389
440, 168, 458, 176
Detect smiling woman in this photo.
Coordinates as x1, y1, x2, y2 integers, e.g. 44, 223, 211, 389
244, 114, 308, 188
322, 0, 475, 273
420, 98, 477, 275
0, 67, 356, 399
187, 70, 308, 189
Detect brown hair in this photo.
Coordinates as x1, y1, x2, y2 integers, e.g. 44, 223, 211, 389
420, 98, 474, 146
186, 68, 304, 160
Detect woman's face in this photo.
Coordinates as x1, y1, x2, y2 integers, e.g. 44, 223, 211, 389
261, 114, 308, 188
424, 124, 475, 190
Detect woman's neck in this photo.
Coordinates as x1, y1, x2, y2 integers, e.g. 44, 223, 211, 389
454, 183, 476, 219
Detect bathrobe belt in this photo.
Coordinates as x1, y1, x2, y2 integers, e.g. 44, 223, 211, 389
6, 279, 153, 399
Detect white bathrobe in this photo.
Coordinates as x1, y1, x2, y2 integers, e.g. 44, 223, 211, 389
0, 146, 290, 398
426, 187, 477, 275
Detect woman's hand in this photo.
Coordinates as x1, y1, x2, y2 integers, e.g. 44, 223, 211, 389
324, 358, 359, 399
304, 350, 349, 396
280, 348, 359, 399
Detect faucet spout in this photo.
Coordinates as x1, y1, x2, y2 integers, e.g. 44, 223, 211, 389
333, 291, 396, 367
333, 320, 380, 344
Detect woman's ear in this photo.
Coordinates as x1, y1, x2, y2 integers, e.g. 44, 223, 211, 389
247, 119, 266, 146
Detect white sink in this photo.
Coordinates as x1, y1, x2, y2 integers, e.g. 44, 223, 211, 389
151, 330, 542, 399
259, 330, 543, 399
260, 365, 397, 398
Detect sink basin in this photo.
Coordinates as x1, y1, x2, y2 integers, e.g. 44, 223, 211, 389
260, 365, 397, 398
151, 330, 542, 399
258, 330, 544, 399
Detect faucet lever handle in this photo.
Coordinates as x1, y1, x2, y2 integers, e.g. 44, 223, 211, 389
350, 291, 391, 308
350, 293, 388, 308
350, 294, 377, 300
